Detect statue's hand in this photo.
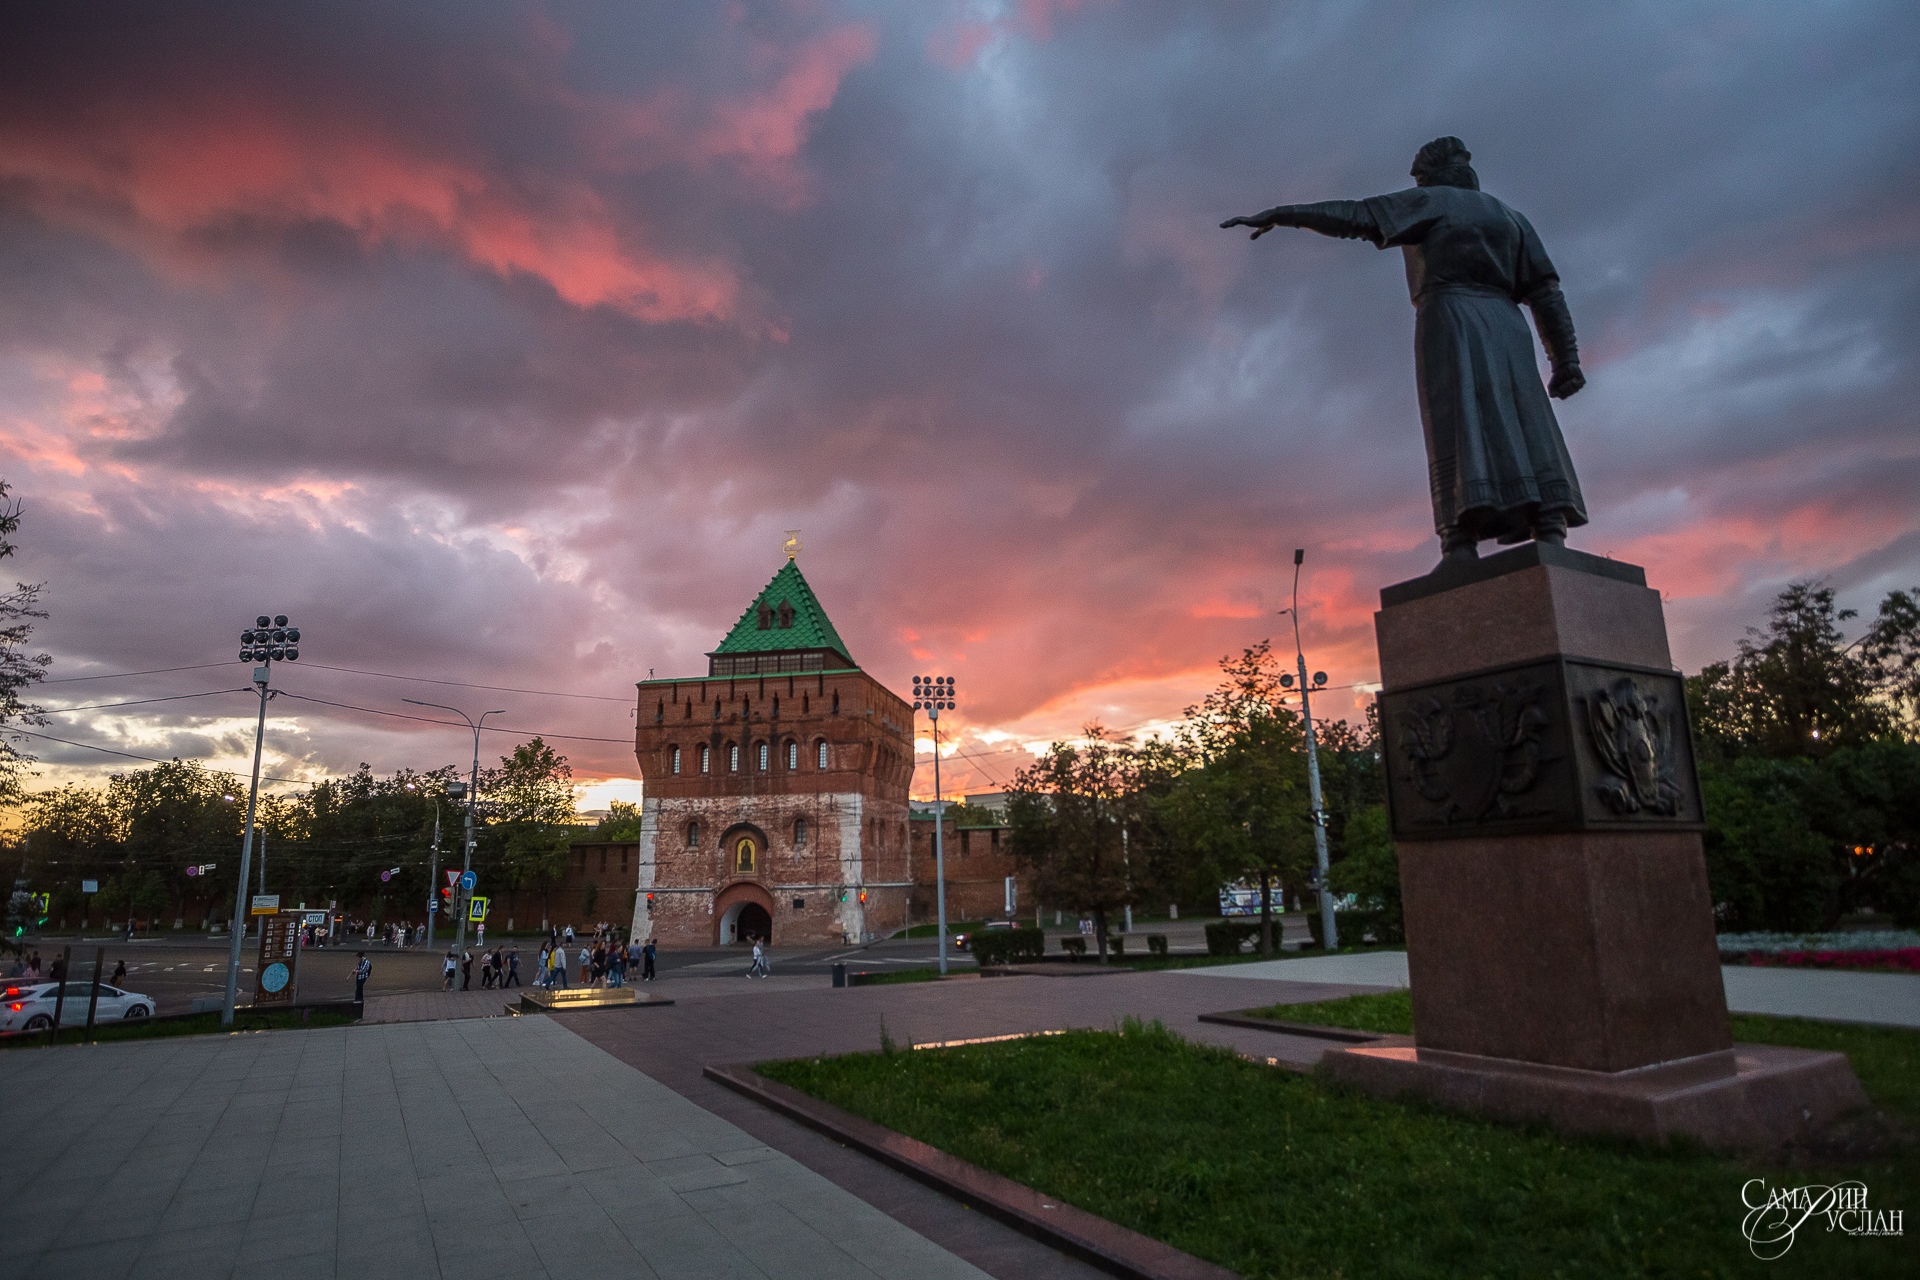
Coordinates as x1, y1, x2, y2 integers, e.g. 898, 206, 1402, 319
1220, 213, 1277, 240
1549, 366, 1585, 399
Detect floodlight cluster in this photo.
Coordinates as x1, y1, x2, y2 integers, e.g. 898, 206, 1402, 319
912, 674, 956, 711
239, 613, 302, 663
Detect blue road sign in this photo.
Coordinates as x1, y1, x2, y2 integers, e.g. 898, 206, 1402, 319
460, 871, 477, 892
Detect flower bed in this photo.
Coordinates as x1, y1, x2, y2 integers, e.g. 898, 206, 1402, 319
1721, 948, 1920, 973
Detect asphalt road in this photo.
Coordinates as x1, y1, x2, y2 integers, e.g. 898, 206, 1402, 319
8, 933, 973, 1014
13, 913, 1312, 1014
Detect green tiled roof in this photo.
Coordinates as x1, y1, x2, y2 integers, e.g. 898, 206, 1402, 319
712, 560, 854, 664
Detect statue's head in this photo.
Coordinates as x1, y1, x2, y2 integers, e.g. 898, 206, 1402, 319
1411, 136, 1479, 190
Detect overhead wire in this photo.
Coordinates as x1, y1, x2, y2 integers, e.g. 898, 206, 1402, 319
272, 690, 631, 744
38, 688, 254, 714
9, 727, 315, 785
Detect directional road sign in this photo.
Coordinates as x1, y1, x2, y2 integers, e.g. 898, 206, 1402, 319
460, 871, 477, 892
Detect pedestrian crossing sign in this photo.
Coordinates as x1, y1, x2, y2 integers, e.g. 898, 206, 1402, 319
468, 896, 489, 922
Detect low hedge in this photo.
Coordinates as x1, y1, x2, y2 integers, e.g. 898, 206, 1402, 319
1307, 907, 1404, 948
1205, 920, 1263, 956
971, 926, 1045, 966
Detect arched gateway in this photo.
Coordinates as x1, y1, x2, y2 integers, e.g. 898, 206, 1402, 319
714, 881, 776, 946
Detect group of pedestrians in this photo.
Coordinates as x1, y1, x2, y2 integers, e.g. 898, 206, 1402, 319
440, 945, 521, 991
528, 931, 658, 988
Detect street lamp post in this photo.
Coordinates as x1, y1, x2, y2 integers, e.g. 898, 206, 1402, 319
404, 701, 504, 954
222, 614, 302, 1028
911, 676, 958, 975
1282, 549, 1338, 952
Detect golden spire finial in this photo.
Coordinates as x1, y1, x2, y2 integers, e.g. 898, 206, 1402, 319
783, 529, 802, 560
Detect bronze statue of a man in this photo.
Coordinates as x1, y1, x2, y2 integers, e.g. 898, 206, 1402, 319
1223, 137, 1586, 560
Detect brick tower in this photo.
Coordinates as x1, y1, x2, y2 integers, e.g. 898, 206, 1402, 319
629, 555, 915, 946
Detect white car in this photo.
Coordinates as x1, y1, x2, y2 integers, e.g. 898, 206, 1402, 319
0, 981, 157, 1033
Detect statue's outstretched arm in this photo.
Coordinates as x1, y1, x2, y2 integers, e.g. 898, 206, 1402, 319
1221, 201, 1382, 245
1525, 284, 1585, 399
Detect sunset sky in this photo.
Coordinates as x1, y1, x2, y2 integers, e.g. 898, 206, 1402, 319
2, 1, 1915, 809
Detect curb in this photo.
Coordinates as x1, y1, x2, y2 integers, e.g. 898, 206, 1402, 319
703, 1062, 1239, 1280
1196, 1012, 1385, 1044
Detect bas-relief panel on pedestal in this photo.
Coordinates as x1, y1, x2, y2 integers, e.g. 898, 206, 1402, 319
1382, 658, 1703, 840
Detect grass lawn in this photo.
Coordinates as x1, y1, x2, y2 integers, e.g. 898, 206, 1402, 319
761, 1006, 1917, 1278
1, 1008, 358, 1050
890, 920, 990, 940
851, 967, 951, 986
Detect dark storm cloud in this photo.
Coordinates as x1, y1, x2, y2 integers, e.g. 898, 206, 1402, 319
1, 1, 1915, 794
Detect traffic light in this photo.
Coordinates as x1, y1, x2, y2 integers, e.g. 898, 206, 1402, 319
857, 890, 867, 904
645, 892, 655, 914
31, 893, 49, 925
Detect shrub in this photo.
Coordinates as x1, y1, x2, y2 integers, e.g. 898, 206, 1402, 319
970, 927, 1045, 966
1307, 907, 1393, 948
1109, 937, 1125, 960
1061, 936, 1086, 956
1205, 920, 1261, 955
1147, 934, 1168, 957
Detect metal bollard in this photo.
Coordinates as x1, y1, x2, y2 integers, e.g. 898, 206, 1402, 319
832, 962, 846, 989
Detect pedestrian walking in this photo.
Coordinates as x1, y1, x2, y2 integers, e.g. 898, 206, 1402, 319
353, 951, 371, 1002
551, 945, 568, 989
579, 948, 591, 987
110, 959, 126, 986
442, 949, 457, 992
748, 936, 768, 979
504, 945, 521, 988
642, 937, 656, 982
460, 948, 473, 991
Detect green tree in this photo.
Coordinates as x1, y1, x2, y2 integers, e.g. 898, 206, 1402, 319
22, 784, 120, 926
1006, 726, 1151, 961
483, 738, 577, 927
1327, 804, 1403, 943
587, 799, 644, 841
0, 480, 51, 807
1160, 642, 1312, 952
1688, 582, 1914, 758
107, 761, 244, 927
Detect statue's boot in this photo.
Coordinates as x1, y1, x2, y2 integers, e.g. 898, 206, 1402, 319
1532, 510, 1569, 547
1440, 526, 1479, 562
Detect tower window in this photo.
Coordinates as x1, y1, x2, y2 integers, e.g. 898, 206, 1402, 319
831, 690, 839, 715
795, 817, 808, 849
670, 745, 681, 775
684, 700, 692, 719
757, 602, 773, 630
778, 601, 794, 628
655, 698, 664, 722
713, 700, 721, 720
686, 821, 699, 847
699, 745, 710, 774
757, 742, 769, 771
816, 740, 829, 770
786, 740, 798, 770
728, 743, 740, 772
802, 693, 809, 713
771, 695, 779, 719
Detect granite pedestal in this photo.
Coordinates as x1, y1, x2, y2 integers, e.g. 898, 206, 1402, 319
1320, 543, 1866, 1147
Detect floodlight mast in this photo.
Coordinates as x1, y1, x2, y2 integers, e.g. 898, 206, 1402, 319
912, 676, 958, 974
223, 613, 302, 1028
404, 700, 506, 953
